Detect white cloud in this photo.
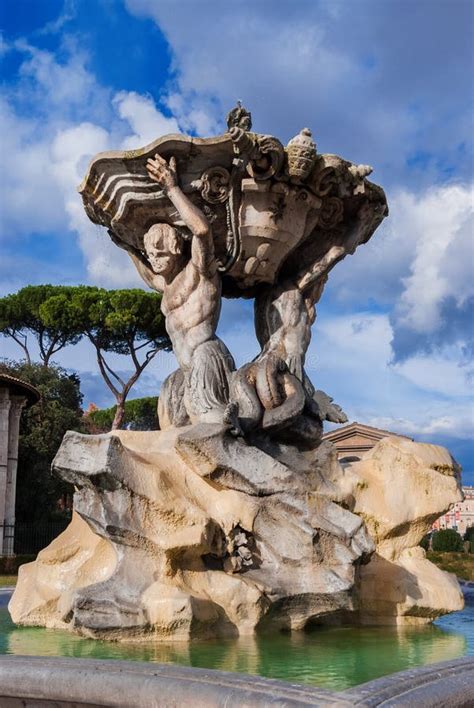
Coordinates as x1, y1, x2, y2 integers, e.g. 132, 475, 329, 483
310, 312, 393, 370
365, 413, 474, 442
37, 0, 76, 36
0, 42, 188, 288
396, 184, 473, 334
308, 310, 473, 445
0, 40, 111, 242
0, 98, 65, 237
50, 121, 143, 287
14, 39, 104, 119
113, 91, 180, 150
51, 122, 110, 186
165, 92, 219, 136
126, 1, 354, 141
393, 347, 471, 398
328, 184, 473, 307
326, 183, 474, 367
125, 0, 472, 191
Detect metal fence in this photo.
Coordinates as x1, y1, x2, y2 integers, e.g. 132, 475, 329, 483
1, 521, 70, 556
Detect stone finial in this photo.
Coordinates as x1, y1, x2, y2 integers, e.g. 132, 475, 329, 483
226, 101, 252, 132
349, 163, 373, 180
286, 128, 317, 180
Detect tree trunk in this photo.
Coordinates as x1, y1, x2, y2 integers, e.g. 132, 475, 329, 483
11, 333, 31, 365
111, 396, 126, 430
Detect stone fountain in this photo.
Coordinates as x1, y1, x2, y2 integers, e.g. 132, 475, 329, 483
9, 104, 464, 640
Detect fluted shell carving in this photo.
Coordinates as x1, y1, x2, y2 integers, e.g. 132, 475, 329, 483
78, 130, 387, 295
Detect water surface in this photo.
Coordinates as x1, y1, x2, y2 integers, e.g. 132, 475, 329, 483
1, 585, 473, 691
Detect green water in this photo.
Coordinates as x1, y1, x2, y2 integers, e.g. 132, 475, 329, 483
1, 587, 473, 691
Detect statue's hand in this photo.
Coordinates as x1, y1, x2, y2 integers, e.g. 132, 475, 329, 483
146, 154, 178, 191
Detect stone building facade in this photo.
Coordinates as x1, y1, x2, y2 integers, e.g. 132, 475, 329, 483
432, 486, 474, 536
322, 421, 412, 463
323, 421, 473, 536
0, 374, 40, 555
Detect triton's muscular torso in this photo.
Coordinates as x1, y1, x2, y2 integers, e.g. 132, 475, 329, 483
161, 262, 221, 370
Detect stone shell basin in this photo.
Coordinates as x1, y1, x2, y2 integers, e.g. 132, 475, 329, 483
78, 132, 387, 295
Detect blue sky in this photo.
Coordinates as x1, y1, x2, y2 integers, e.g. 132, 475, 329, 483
1, 0, 473, 480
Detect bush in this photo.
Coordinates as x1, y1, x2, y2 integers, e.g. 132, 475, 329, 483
427, 552, 474, 581
431, 528, 464, 552
464, 526, 474, 542
419, 533, 431, 551
84, 396, 158, 432
0, 555, 36, 574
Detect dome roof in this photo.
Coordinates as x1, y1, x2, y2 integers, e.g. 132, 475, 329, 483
0, 374, 40, 407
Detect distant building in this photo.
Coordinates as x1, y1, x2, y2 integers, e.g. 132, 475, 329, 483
432, 486, 474, 536
322, 421, 472, 537
322, 421, 412, 464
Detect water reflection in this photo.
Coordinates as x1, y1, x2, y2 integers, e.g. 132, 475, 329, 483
1, 604, 471, 690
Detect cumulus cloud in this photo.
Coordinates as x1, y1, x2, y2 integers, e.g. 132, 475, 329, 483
393, 347, 472, 398
0, 98, 65, 237
125, 0, 473, 188
113, 91, 180, 149
311, 311, 473, 445
396, 186, 473, 331
13, 39, 109, 123
393, 184, 473, 358
49, 121, 142, 287
0, 41, 187, 288
326, 183, 474, 365
0, 40, 111, 241
365, 413, 474, 442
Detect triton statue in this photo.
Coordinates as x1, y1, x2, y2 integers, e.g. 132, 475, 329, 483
11, 105, 464, 642
79, 104, 388, 444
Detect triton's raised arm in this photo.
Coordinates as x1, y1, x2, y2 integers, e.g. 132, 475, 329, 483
146, 155, 215, 273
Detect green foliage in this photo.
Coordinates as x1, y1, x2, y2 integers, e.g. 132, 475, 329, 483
1, 284, 170, 429
0, 575, 18, 586
85, 396, 158, 433
431, 528, 464, 553
42, 286, 170, 428
0, 285, 82, 364
464, 526, 474, 542
427, 552, 474, 581
41, 286, 169, 354
464, 527, 474, 553
0, 361, 83, 522
419, 533, 431, 551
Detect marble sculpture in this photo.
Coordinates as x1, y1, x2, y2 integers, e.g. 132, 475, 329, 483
9, 105, 464, 640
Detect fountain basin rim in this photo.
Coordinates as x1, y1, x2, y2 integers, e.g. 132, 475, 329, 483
0, 655, 473, 707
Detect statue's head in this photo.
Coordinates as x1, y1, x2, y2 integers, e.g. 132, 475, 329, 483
226, 101, 252, 132
144, 223, 184, 277
286, 128, 317, 181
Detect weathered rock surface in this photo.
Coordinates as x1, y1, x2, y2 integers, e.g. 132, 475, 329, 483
10, 426, 373, 640
345, 436, 464, 623
9, 431, 463, 639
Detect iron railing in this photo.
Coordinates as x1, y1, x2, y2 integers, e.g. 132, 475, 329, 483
1, 521, 69, 556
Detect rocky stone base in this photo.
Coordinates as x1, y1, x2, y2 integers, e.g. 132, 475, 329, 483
9, 427, 464, 640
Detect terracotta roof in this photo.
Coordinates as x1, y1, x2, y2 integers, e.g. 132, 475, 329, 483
322, 421, 412, 442
0, 373, 41, 407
